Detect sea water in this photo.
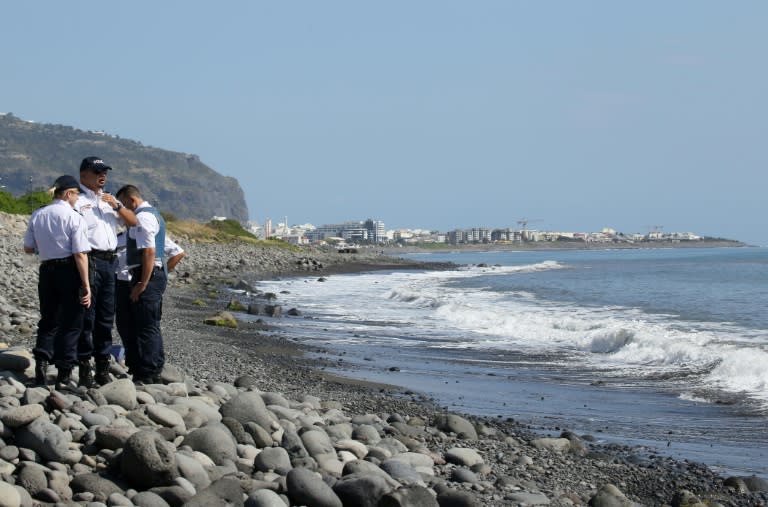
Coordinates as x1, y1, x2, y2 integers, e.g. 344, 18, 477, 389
252, 247, 768, 477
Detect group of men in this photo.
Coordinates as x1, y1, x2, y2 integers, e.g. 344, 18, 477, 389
23, 156, 184, 389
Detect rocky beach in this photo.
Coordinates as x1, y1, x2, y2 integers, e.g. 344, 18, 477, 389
0, 210, 766, 507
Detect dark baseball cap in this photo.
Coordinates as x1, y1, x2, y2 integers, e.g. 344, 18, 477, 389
79, 156, 112, 173
53, 175, 80, 192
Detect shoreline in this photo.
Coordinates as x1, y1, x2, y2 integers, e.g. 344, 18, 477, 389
1, 211, 766, 505
380, 239, 749, 255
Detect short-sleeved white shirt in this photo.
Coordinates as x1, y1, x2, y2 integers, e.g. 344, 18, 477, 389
24, 199, 91, 261
117, 232, 183, 281
126, 202, 162, 269
75, 185, 121, 251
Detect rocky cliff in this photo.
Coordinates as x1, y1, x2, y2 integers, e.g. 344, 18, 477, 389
0, 113, 248, 222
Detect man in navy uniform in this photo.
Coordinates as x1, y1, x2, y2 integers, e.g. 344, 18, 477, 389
75, 156, 137, 387
115, 184, 167, 384
24, 175, 92, 388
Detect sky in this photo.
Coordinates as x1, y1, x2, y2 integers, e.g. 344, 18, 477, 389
2, 2, 767, 245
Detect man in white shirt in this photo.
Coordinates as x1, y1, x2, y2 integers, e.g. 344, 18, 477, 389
75, 156, 137, 387
115, 231, 184, 374
24, 175, 92, 388
115, 184, 168, 384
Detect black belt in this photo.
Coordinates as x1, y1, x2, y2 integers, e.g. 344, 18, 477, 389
129, 265, 164, 278
90, 249, 117, 261
41, 256, 74, 267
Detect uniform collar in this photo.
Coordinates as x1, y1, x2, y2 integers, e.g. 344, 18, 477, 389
79, 184, 101, 200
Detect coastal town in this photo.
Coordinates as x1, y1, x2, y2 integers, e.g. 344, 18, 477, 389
246, 217, 725, 247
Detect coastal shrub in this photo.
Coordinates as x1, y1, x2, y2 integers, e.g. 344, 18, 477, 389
207, 218, 257, 240
0, 190, 51, 214
191, 299, 206, 306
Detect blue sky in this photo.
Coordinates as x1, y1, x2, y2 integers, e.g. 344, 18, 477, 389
2, 2, 766, 244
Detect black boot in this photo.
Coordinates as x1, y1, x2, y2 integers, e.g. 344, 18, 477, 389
34, 359, 48, 386
55, 368, 76, 390
78, 360, 96, 388
94, 358, 111, 385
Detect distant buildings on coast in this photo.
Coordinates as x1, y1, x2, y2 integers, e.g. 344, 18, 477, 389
246, 218, 713, 247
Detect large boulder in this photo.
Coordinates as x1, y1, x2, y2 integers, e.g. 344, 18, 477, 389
286, 468, 342, 507
221, 391, 277, 429
14, 417, 82, 464
181, 424, 238, 465
120, 430, 178, 489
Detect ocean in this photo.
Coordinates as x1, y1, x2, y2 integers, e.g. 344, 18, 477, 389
252, 247, 768, 478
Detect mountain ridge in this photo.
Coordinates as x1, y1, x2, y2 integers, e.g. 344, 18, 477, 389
0, 113, 248, 223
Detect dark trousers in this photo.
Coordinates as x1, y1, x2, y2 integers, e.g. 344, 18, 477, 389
115, 278, 134, 370
78, 255, 117, 361
33, 261, 85, 370
123, 268, 167, 377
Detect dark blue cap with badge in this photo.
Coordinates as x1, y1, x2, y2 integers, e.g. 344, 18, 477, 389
53, 175, 80, 192
80, 156, 112, 173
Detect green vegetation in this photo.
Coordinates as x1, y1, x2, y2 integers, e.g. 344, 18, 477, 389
207, 218, 257, 239
0, 190, 52, 214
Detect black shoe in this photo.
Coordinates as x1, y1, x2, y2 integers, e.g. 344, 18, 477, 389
94, 359, 111, 385
78, 360, 96, 388
55, 369, 77, 390
34, 359, 48, 386
133, 374, 158, 386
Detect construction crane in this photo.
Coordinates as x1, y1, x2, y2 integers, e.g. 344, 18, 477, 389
516, 218, 542, 241
642, 225, 664, 240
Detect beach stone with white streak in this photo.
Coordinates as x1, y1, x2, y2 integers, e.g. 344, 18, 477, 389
286, 467, 343, 507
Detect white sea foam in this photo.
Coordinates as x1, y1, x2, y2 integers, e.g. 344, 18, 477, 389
258, 261, 768, 407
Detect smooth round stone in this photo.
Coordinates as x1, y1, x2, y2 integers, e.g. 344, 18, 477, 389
0, 403, 44, 428
0, 481, 21, 507
445, 447, 484, 467
146, 405, 186, 430
82, 412, 111, 427
244, 488, 286, 507
286, 468, 343, 507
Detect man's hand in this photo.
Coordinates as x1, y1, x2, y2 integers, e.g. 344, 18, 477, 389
80, 286, 91, 308
130, 282, 146, 303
